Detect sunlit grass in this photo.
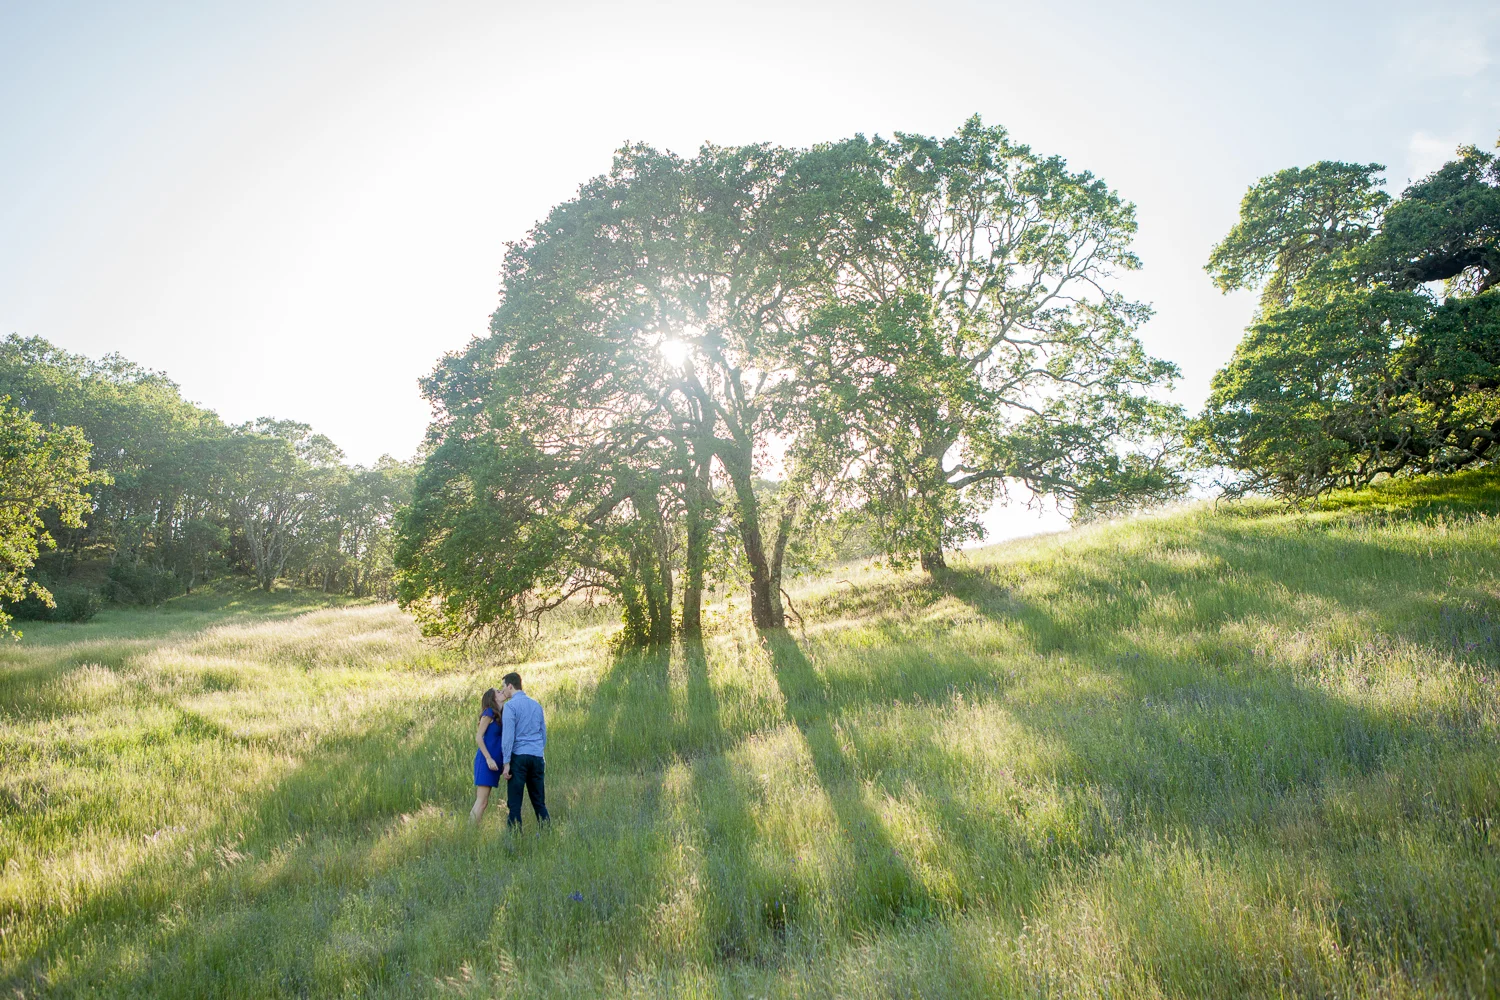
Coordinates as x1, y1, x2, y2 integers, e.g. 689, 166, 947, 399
3, 475, 1499, 997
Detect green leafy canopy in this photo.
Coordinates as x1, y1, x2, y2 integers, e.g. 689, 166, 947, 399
1198, 138, 1500, 499
0, 397, 104, 636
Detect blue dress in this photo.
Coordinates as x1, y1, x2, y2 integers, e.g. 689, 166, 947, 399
473, 707, 504, 787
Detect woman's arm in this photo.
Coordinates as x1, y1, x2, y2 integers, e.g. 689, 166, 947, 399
476, 716, 499, 770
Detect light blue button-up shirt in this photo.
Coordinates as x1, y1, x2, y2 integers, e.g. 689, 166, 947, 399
500, 690, 546, 764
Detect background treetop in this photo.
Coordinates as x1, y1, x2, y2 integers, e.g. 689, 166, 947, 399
1205, 161, 1389, 309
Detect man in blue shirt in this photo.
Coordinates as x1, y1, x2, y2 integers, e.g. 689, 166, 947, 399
499, 671, 549, 827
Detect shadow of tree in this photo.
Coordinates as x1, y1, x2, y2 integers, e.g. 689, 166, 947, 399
925, 561, 1480, 805
753, 524, 1498, 962
764, 630, 933, 930
896, 560, 1500, 985
936, 517, 1500, 671
679, 641, 779, 962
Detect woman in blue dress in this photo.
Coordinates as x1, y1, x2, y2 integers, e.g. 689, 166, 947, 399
470, 687, 506, 823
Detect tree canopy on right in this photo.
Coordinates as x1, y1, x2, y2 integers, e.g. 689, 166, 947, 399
1197, 140, 1500, 499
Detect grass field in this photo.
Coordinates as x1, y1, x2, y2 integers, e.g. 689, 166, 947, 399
3, 473, 1499, 998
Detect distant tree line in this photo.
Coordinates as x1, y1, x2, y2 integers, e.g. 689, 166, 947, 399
1196, 139, 1500, 498
396, 118, 1188, 647
0, 335, 413, 627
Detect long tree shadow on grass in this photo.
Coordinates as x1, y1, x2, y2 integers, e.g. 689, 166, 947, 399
781, 565, 1498, 997
810, 506, 1499, 680
782, 521, 1490, 832
751, 512, 1496, 988
905, 563, 1500, 983
549, 643, 673, 773
928, 563, 1479, 809
944, 515, 1500, 674
680, 640, 810, 963
764, 630, 935, 931
773, 544, 1498, 926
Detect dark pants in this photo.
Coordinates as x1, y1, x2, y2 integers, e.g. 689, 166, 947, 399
506, 754, 548, 827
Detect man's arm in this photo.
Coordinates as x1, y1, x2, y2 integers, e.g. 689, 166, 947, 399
500, 701, 516, 765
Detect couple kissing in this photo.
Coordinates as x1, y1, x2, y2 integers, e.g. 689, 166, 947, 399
470, 671, 548, 827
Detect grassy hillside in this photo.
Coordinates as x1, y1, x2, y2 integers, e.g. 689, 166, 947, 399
3, 474, 1499, 998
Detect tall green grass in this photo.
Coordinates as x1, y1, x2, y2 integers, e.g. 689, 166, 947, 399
3, 476, 1498, 998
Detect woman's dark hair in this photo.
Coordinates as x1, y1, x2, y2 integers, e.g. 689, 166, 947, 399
481, 687, 501, 718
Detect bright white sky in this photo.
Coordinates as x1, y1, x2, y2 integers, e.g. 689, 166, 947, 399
3, 1, 1498, 540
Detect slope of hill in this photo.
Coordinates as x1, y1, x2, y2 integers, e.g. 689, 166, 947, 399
3, 473, 1498, 998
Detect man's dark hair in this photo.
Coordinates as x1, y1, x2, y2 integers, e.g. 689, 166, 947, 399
502, 671, 523, 691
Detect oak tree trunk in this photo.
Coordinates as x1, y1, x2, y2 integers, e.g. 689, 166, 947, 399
680, 464, 710, 643
722, 448, 784, 629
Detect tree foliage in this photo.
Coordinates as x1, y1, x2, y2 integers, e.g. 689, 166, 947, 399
0, 336, 414, 605
1206, 161, 1389, 308
817, 120, 1186, 565
220, 420, 344, 591
1375, 145, 1500, 294
399, 119, 1186, 645
1198, 141, 1500, 498
0, 397, 100, 636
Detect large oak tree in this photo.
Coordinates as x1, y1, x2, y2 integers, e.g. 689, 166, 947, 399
399, 120, 1189, 643
805, 119, 1186, 569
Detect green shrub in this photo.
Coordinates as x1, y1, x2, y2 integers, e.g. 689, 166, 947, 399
5, 587, 55, 621
5, 581, 104, 622
51, 584, 104, 621
106, 562, 184, 605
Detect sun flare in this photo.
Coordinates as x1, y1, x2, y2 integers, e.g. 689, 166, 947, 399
658, 338, 690, 368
